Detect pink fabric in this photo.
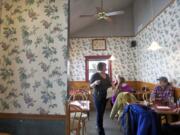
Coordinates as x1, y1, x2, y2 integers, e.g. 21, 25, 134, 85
111, 83, 133, 104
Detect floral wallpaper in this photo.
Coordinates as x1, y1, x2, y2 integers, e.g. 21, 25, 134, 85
69, 0, 180, 87
134, 0, 180, 87
0, 0, 68, 114
69, 38, 136, 81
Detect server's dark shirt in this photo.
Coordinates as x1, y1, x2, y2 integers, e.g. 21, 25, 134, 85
90, 73, 111, 98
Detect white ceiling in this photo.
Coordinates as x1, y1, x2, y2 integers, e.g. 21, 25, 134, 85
70, 0, 134, 36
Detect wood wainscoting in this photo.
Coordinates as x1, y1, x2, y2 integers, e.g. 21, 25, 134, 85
68, 81, 159, 91
68, 81, 90, 90
130, 81, 180, 99
127, 81, 156, 90
68, 81, 180, 98
129, 81, 180, 99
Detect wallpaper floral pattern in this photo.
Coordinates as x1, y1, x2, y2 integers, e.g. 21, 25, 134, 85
69, 0, 180, 87
69, 38, 136, 81
134, 0, 180, 87
0, 0, 68, 114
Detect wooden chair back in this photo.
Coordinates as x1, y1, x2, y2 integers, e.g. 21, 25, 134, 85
69, 93, 87, 101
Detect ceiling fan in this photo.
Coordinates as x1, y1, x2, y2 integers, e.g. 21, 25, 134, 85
79, 0, 124, 22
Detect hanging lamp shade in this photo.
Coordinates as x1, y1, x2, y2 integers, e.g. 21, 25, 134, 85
148, 41, 162, 51
109, 55, 116, 61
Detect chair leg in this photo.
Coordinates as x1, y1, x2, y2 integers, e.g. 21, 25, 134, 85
84, 121, 87, 135
81, 119, 87, 135
87, 112, 89, 120
82, 120, 85, 135
76, 129, 80, 135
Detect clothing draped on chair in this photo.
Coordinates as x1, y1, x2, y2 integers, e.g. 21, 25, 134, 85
120, 104, 161, 135
110, 92, 137, 120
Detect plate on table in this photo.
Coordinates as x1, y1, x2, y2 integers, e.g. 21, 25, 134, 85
156, 106, 171, 110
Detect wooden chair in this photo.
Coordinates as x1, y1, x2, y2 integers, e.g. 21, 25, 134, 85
69, 93, 87, 101
69, 104, 83, 135
69, 93, 88, 135
142, 91, 151, 101
79, 89, 91, 120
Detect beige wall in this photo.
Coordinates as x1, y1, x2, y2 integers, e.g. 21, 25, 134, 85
69, 37, 136, 81
134, 0, 180, 87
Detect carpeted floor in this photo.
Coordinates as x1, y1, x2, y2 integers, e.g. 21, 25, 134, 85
86, 110, 122, 135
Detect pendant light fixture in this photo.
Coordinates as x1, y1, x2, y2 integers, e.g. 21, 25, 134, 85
148, 0, 162, 51
109, 55, 116, 61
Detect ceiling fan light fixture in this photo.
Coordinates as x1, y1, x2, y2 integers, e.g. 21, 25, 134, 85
79, 0, 124, 21
97, 11, 107, 20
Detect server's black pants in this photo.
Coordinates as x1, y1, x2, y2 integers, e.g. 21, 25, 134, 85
93, 96, 107, 135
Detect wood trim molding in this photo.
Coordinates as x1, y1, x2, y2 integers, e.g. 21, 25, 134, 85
70, 35, 135, 38
0, 0, 2, 34
0, 113, 66, 120
85, 55, 112, 82
65, 101, 70, 135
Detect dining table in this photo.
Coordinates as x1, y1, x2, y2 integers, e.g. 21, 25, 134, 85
137, 101, 180, 114
152, 106, 180, 115
137, 101, 180, 124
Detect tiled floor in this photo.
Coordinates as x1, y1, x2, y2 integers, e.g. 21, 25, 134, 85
86, 110, 122, 135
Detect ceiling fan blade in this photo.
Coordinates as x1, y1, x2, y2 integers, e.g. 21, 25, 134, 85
106, 11, 124, 16
79, 15, 95, 17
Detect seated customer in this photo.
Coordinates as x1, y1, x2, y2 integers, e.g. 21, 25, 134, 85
110, 92, 137, 120
151, 76, 174, 105
112, 75, 133, 104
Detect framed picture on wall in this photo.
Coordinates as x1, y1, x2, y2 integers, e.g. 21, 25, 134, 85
92, 39, 106, 51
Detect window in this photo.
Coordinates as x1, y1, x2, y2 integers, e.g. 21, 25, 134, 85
85, 55, 112, 82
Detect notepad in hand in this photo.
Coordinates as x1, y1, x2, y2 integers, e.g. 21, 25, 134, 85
156, 106, 171, 110
106, 87, 113, 99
